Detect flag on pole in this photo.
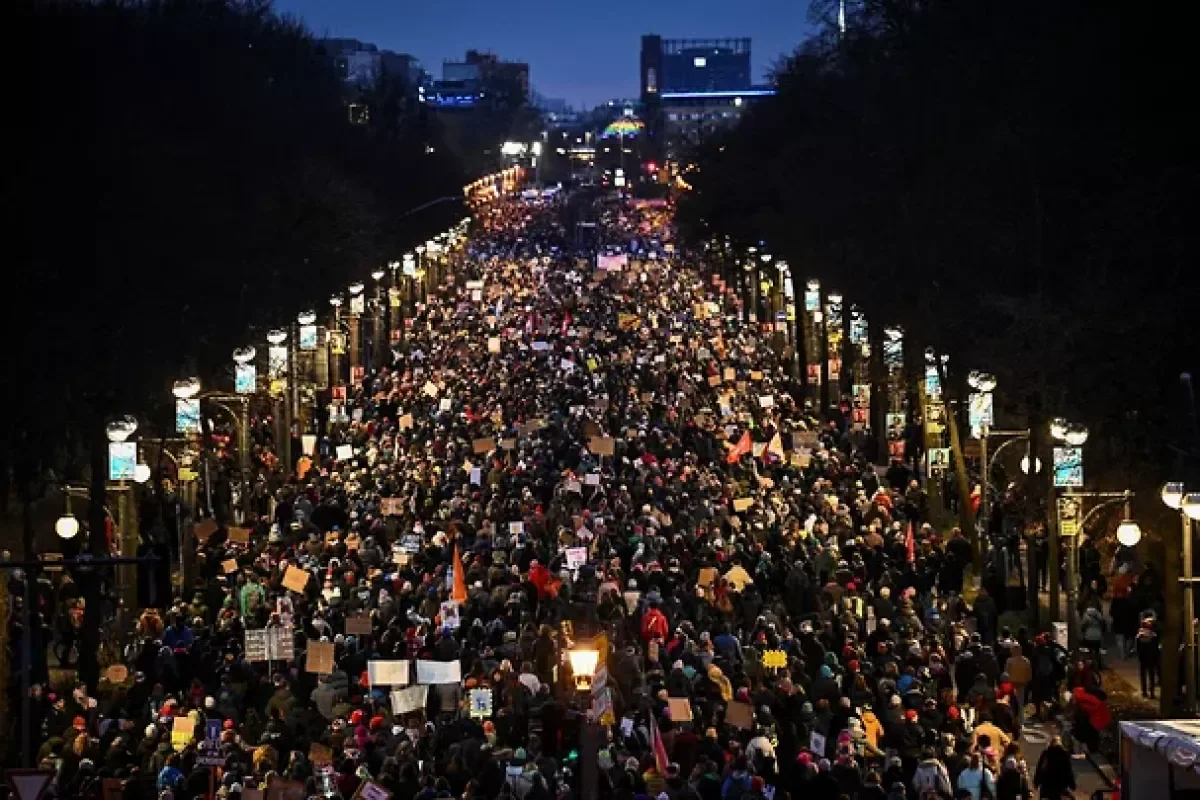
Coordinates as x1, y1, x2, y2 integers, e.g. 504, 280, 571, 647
905, 522, 915, 563
450, 543, 468, 605
766, 432, 785, 461
726, 431, 752, 464
650, 713, 669, 774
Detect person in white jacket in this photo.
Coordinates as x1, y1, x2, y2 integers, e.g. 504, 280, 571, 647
912, 747, 953, 798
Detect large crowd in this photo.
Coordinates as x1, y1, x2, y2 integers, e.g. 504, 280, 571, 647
6, 193, 1135, 800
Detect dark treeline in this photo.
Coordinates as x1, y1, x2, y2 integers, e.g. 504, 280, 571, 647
678, 0, 1199, 500
8, 0, 468, 506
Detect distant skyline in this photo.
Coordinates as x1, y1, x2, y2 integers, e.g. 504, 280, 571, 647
272, 0, 817, 108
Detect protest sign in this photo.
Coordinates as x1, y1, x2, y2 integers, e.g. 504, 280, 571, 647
468, 688, 494, 718
725, 700, 755, 730
367, 660, 411, 686
345, 615, 373, 635
588, 436, 615, 456
306, 641, 335, 674
733, 497, 753, 512
416, 660, 462, 684
488, 337, 501, 353
391, 685, 429, 715
667, 697, 693, 721
222, 558, 238, 573
472, 437, 495, 455
335, 444, 353, 462
171, 717, 194, 751
282, 565, 311, 594
228, 526, 251, 544
565, 547, 588, 569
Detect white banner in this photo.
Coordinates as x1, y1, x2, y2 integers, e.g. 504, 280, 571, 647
416, 659, 462, 684
391, 685, 429, 715
367, 660, 411, 686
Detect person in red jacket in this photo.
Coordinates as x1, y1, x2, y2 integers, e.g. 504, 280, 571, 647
1071, 685, 1111, 752
641, 599, 669, 644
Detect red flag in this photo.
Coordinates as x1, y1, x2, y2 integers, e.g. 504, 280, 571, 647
726, 431, 752, 464
905, 522, 916, 563
451, 543, 468, 605
650, 713, 669, 774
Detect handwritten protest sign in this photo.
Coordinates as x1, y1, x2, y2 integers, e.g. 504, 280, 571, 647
282, 565, 311, 594
367, 660, 411, 686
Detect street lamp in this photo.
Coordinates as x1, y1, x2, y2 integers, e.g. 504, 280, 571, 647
133, 463, 152, 484
1163, 482, 1198, 712
297, 310, 317, 326
106, 416, 138, 442
1061, 422, 1089, 446
568, 648, 599, 692
56, 513, 80, 539
172, 377, 201, 400
371, 269, 386, 283
266, 328, 287, 345
1116, 518, 1143, 547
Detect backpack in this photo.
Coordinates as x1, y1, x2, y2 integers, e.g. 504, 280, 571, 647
725, 773, 751, 800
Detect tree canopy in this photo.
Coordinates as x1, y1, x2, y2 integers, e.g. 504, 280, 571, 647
9, 0, 466, 488
677, 0, 1199, 489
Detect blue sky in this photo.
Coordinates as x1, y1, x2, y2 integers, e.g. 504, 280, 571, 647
273, 0, 817, 108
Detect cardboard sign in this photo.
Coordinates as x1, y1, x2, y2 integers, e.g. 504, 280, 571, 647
367, 660, 411, 686
667, 697, 693, 721
751, 370, 764, 381
623, 591, 640, 614
282, 565, 311, 594
588, 436, 615, 456
228, 526, 251, 544
733, 497, 754, 512
265, 779, 306, 800
758, 395, 775, 409
306, 641, 335, 674
195, 520, 218, 542
723, 565, 754, 592
707, 375, 721, 387
345, 615, 373, 635
422, 381, 439, 398
399, 413, 414, 430
500, 438, 517, 450
105, 664, 129, 684
171, 717, 195, 751
473, 437, 495, 455
391, 685, 429, 715
697, 567, 717, 587
487, 337, 501, 354
724, 367, 736, 381
380, 497, 402, 516
725, 700, 755, 730
222, 559, 239, 574
336, 444, 354, 462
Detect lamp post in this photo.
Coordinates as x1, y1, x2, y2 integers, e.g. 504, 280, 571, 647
1163, 482, 1199, 713
1048, 418, 1087, 644
296, 311, 316, 434
329, 294, 344, 387
567, 647, 601, 800
348, 281, 365, 380
967, 371, 998, 552
371, 269, 386, 369
267, 327, 292, 477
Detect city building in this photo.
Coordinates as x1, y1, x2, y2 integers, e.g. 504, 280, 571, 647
639, 34, 775, 161
430, 50, 530, 112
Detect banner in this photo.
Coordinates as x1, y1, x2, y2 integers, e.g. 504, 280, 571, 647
390, 685, 429, 715
415, 660, 462, 684
1053, 447, 1083, 488
367, 660, 411, 686
108, 441, 137, 481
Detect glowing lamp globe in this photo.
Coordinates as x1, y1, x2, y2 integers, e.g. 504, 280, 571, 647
56, 514, 80, 539
1115, 520, 1142, 547
1162, 482, 1185, 510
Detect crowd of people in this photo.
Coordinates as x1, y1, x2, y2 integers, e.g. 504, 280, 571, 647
6, 192, 1129, 800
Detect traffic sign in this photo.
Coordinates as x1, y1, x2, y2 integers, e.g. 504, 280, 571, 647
6, 769, 53, 800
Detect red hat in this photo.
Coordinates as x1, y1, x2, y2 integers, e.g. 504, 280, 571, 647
369, 715, 385, 731
905, 709, 918, 721
223, 719, 235, 730
350, 709, 365, 725
73, 716, 87, 730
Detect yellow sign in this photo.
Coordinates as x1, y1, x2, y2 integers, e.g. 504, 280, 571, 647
762, 650, 788, 669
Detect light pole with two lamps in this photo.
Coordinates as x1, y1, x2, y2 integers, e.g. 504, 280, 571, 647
1161, 482, 1200, 712
567, 646, 601, 800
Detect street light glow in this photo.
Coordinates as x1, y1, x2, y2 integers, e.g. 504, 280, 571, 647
348, 281, 365, 296
106, 416, 138, 442
1062, 422, 1089, 446
1049, 417, 1069, 440
1184, 492, 1200, 521
232, 346, 256, 364
297, 310, 317, 325
1116, 519, 1143, 547
134, 463, 152, 484
56, 514, 80, 539
1162, 482, 1186, 510
567, 648, 599, 692
172, 377, 201, 399
266, 328, 288, 345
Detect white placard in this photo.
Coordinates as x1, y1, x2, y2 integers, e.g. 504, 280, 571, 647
368, 660, 411, 686
423, 381, 439, 398
470, 468, 482, 485
585, 473, 601, 486
565, 547, 588, 569
335, 444, 353, 462
509, 521, 524, 534
301, 434, 317, 456
391, 685, 429, 715
758, 395, 775, 409
416, 660, 462, 684
439, 398, 452, 412
532, 341, 549, 351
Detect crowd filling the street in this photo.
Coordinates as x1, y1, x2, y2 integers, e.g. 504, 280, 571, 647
6, 191, 1172, 800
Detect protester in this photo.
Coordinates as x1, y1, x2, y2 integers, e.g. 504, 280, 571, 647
5, 193, 1106, 800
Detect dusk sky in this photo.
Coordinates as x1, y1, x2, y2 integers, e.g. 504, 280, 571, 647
273, 0, 818, 108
